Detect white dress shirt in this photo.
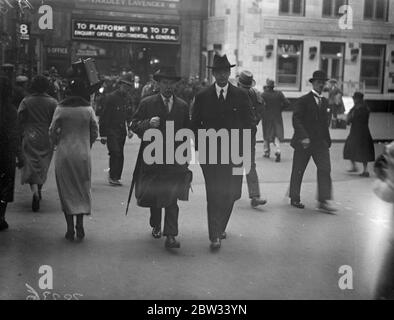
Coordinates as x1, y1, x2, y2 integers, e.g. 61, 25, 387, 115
311, 89, 323, 106
215, 83, 229, 100
161, 94, 174, 113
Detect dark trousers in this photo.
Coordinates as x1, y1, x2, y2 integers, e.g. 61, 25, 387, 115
289, 142, 332, 203
149, 202, 179, 237
202, 166, 238, 242
246, 127, 260, 199
107, 132, 126, 180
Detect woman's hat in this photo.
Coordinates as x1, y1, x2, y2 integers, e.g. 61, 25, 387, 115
207, 54, 236, 70
237, 71, 256, 88
264, 78, 275, 88
153, 66, 181, 82
309, 70, 329, 83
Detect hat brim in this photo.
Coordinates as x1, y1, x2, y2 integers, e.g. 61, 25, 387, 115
119, 80, 134, 87
207, 64, 236, 69
153, 75, 181, 82
309, 77, 329, 83
237, 78, 256, 88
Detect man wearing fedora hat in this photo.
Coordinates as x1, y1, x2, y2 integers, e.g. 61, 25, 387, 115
262, 78, 290, 162
289, 70, 336, 213
237, 70, 267, 208
99, 74, 135, 186
191, 54, 253, 250
129, 66, 192, 249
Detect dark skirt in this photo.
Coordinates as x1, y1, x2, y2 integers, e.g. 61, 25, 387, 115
343, 128, 375, 162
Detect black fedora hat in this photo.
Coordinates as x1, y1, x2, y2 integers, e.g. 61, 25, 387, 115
309, 70, 329, 83
236, 70, 256, 88
207, 54, 236, 70
153, 66, 181, 82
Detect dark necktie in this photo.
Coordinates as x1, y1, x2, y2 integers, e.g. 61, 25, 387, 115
313, 93, 322, 108
219, 89, 225, 104
164, 98, 171, 113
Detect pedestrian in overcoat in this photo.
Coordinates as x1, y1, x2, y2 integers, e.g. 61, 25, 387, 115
236, 70, 267, 208
49, 70, 99, 242
129, 67, 192, 249
191, 54, 253, 250
343, 92, 375, 177
18, 75, 57, 212
0, 76, 20, 231
262, 79, 289, 162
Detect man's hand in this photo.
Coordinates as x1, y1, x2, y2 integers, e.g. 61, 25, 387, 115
128, 130, 134, 139
301, 138, 311, 149
150, 117, 160, 128
100, 137, 107, 145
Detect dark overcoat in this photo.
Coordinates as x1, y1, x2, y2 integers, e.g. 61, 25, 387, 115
99, 90, 134, 138
18, 93, 57, 185
191, 83, 253, 202
0, 100, 19, 203
262, 89, 289, 142
130, 94, 192, 208
290, 92, 332, 150
343, 103, 375, 162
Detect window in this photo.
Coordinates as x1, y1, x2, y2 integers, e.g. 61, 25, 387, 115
209, 0, 216, 17
364, 0, 389, 21
279, 0, 305, 16
320, 42, 345, 82
322, 0, 349, 17
360, 44, 386, 93
276, 40, 303, 90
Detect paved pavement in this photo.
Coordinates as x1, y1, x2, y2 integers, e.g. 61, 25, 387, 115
258, 112, 394, 143
0, 140, 393, 300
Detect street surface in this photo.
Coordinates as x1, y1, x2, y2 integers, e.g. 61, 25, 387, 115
1, 137, 393, 300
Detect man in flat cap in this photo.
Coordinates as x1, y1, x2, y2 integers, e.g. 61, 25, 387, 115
191, 54, 253, 251
289, 70, 336, 213
100, 75, 134, 186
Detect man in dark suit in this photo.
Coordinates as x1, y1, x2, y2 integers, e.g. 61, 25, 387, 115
289, 70, 337, 213
100, 76, 134, 186
130, 67, 192, 249
192, 54, 253, 250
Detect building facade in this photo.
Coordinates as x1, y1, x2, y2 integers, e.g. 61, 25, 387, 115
206, 0, 394, 110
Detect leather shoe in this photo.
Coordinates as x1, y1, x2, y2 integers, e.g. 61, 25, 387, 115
152, 227, 162, 239
165, 236, 180, 249
291, 200, 305, 209
251, 198, 267, 208
210, 238, 221, 251
0, 220, 9, 231
65, 230, 75, 242
32, 193, 40, 212
317, 201, 337, 213
220, 232, 227, 240
108, 178, 122, 186
76, 226, 85, 240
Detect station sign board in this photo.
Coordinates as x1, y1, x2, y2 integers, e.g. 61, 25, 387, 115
72, 20, 180, 44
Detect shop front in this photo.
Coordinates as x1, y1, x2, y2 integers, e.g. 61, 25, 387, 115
70, 19, 181, 82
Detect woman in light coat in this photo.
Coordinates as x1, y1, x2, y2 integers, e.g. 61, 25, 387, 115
49, 74, 98, 241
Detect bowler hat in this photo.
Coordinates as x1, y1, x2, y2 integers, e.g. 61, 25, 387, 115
207, 54, 236, 70
119, 74, 134, 87
237, 71, 256, 88
153, 66, 181, 82
309, 70, 329, 83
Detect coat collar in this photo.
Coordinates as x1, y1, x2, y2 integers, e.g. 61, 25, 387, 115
60, 96, 90, 107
